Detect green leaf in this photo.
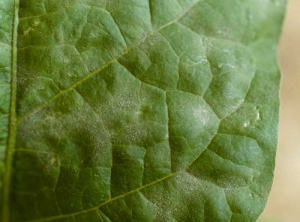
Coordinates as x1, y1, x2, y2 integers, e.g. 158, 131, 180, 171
0, 0, 286, 221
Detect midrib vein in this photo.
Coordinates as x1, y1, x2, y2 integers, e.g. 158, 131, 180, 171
2, 1, 19, 221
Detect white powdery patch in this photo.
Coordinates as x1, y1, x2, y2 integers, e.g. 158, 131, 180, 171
193, 105, 213, 126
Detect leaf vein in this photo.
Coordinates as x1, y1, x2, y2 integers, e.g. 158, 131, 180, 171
1, 1, 19, 221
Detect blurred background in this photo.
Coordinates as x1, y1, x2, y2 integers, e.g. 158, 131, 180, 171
260, 0, 300, 221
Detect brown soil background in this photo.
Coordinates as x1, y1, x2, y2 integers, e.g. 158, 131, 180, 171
260, 0, 300, 221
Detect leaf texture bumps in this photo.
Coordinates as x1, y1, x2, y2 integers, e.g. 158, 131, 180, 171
0, 0, 285, 221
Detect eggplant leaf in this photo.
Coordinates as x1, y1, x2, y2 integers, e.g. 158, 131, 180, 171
0, 0, 286, 221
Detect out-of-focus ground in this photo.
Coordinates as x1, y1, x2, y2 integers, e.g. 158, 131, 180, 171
260, 0, 300, 221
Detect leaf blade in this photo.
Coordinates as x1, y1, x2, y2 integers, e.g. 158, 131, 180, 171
0, 0, 286, 221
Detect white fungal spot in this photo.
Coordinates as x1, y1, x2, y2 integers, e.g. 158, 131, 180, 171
218, 63, 235, 69
243, 121, 250, 128
256, 109, 261, 121
193, 107, 211, 125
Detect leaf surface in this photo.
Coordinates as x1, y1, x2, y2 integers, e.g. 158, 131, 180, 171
0, 0, 286, 221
